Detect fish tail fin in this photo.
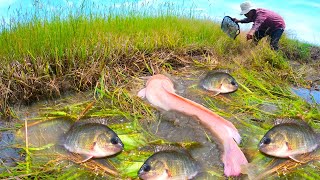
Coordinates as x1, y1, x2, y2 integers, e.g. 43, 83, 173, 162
222, 139, 248, 177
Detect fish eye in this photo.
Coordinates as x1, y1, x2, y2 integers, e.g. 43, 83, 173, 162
110, 137, 118, 144
231, 80, 236, 85
143, 164, 151, 172
263, 137, 271, 144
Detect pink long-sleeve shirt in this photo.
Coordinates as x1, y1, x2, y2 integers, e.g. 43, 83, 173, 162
242, 8, 285, 32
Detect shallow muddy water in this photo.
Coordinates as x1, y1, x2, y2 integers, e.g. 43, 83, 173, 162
292, 87, 320, 105
0, 121, 22, 172
1, 69, 319, 179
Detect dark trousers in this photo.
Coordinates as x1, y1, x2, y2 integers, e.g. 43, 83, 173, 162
254, 28, 284, 50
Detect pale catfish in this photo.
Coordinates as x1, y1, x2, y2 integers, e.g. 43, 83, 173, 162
138, 74, 248, 177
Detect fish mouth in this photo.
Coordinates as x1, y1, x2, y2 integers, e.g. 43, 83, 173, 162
258, 142, 272, 155
138, 171, 158, 180
138, 169, 148, 179
258, 144, 284, 157
258, 142, 271, 152
138, 173, 147, 180
114, 143, 124, 152
117, 141, 124, 151
106, 143, 124, 154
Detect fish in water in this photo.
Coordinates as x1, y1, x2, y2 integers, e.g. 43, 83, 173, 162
200, 71, 238, 95
63, 123, 124, 162
138, 150, 200, 180
138, 74, 248, 176
258, 119, 319, 162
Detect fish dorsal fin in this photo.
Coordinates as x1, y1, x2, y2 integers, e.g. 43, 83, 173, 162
154, 145, 189, 155
274, 118, 310, 127
155, 145, 185, 152
74, 118, 109, 126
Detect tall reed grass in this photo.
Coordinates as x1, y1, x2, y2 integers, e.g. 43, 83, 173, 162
0, 1, 248, 117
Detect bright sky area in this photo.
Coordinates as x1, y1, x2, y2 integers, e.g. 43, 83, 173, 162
0, 0, 319, 45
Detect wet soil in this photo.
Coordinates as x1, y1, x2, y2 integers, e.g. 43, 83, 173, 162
290, 46, 320, 83
310, 46, 320, 61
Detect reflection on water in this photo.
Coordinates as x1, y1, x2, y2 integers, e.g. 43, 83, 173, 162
16, 118, 74, 163
16, 117, 122, 176
292, 87, 320, 105
0, 121, 22, 172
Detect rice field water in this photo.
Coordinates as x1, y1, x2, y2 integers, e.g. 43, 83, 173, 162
0, 1, 319, 179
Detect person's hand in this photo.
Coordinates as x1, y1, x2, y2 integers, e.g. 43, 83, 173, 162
246, 30, 254, 40
232, 18, 239, 23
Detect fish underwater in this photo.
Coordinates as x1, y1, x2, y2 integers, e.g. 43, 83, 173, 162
258, 119, 319, 162
200, 71, 238, 95
62, 123, 124, 162
138, 150, 200, 180
138, 74, 248, 176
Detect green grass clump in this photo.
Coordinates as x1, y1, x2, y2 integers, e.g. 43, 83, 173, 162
280, 36, 312, 61
0, 12, 242, 117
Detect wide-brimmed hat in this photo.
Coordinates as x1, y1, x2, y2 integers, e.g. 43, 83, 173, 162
240, 1, 256, 15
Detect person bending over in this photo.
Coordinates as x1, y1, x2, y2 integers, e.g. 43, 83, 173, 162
233, 1, 285, 50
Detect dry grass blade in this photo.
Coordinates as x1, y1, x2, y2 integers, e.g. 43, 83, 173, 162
254, 153, 320, 180
77, 100, 96, 121
55, 154, 119, 177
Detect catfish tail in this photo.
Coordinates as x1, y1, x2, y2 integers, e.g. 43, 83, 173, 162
222, 138, 248, 177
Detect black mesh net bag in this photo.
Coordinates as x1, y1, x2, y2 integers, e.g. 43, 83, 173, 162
221, 16, 240, 39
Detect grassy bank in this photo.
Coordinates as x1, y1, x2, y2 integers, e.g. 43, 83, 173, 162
1, 3, 320, 179
0, 11, 315, 117
0, 12, 245, 118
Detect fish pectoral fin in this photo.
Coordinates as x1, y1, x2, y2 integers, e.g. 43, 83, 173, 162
211, 91, 220, 96
80, 154, 94, 163
285, 143, 306, 163
289, 155, 307, 163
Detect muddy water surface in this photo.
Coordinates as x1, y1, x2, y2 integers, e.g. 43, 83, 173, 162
0, 121, 22, 172
1, 68, 319, 179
